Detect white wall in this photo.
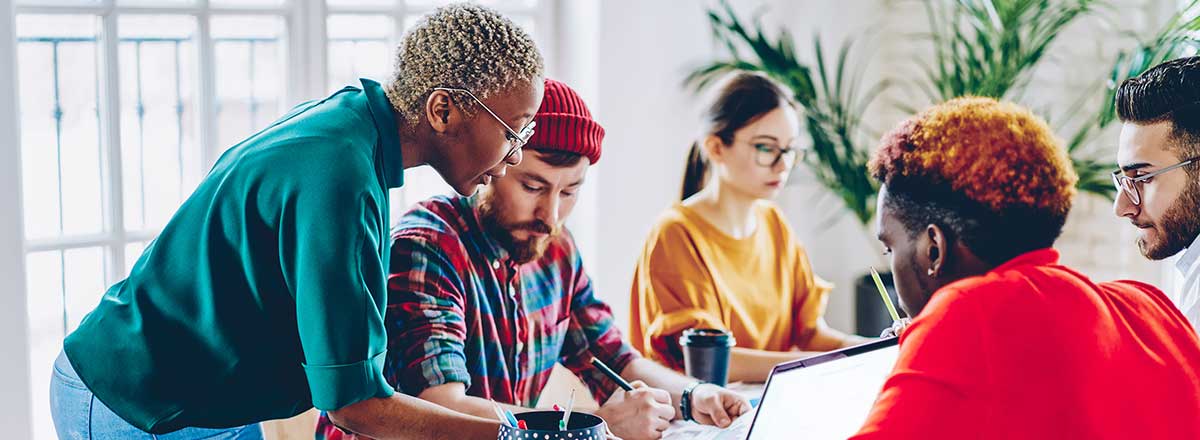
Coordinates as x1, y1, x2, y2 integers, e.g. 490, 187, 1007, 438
559, 0, 602, 279
589, 0, 722, 331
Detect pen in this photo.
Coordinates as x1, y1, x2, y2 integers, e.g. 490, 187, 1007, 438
590, 358, 634, 391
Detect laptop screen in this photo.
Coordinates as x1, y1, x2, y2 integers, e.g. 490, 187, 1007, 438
746, 338, 900, 440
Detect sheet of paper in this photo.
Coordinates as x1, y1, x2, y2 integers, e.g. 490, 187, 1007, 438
664, 407, 756, 440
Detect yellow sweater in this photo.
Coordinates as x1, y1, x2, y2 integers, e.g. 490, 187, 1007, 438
629, 201, 831, 369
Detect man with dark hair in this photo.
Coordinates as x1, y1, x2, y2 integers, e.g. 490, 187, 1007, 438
317, 79, 751, 440
853, 97, 1200, 439
1113, 56, 1200, 333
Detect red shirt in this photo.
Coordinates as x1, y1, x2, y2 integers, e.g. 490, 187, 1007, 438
853, 249, 1200, 439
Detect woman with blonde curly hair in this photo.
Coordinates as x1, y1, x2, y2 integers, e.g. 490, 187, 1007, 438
851, 97, 1200, 439
50, 4, 541, 439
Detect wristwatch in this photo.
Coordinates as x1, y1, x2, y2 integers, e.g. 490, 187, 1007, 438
681, 381, 705, 422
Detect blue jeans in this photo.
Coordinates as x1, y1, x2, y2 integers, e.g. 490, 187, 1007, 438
49, 350, 264, 440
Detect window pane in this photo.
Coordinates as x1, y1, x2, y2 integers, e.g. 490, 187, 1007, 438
211, 16, 286, 153
25, 250, 64, 440
402, 13, 533, 35
63, 247, 106, 332
400, 165, 451, 211
17, 0, 101, 5
328, 0, 395, 7
118, 0, 196, 5
511, 15, 534, 35
17, 15, 104, 240
212, 0, 288, 6
405, 0, 537, 9
119, 16, 200, 233
388, 187, 406, 228
327, 14, 394, 91
25, 246, 105, 440
125, 241, 147, 276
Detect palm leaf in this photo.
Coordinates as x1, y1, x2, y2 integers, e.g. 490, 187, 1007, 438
918, 0, 1131, 198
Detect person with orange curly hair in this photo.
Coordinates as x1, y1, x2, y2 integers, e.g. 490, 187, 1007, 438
851, 97, 1200, 439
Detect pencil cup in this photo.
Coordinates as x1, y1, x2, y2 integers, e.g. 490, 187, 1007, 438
497, 411, 607, 440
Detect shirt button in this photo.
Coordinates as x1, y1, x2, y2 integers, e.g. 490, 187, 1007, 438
492, 261, 500, 270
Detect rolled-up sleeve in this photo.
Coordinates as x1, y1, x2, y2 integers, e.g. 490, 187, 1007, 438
385, 232, 474, 396
281, 176, 394, 411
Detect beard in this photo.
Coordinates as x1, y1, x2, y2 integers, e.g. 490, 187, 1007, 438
1140, 176, 1200, 260
477, 194, 561, 265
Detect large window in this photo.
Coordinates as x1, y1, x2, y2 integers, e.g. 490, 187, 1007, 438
8, 1, 548, 438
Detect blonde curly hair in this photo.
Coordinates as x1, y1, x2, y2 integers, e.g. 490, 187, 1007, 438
386, 3, 544, 125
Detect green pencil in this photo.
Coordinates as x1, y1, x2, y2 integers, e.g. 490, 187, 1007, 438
870, 267, 901, 323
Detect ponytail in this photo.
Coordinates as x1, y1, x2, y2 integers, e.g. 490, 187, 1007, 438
681, 141, 709, 201
680, 72, 793, 202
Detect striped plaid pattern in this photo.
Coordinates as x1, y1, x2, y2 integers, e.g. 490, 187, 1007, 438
316, 195, 638, 439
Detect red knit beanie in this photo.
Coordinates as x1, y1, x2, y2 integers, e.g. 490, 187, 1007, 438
527, 78, 604, 164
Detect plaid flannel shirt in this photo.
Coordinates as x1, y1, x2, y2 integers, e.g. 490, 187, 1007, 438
317, 195, 638, 439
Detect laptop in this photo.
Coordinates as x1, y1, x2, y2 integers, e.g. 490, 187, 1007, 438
711, 337, 900, 440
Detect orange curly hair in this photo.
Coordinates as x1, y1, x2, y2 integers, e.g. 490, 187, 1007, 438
870, 97, 1077, 218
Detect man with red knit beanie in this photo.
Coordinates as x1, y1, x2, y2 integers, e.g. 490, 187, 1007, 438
316, 79, 749, 440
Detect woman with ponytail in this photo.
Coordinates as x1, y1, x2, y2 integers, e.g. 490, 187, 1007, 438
629, 72, 865, 382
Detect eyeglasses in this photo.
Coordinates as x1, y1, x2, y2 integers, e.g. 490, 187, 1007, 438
433, 87, 537, 162
1112, 157, 1198, 205
751, 142, 807, 168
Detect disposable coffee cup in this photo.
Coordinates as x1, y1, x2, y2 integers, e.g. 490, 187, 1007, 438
497, 410, 607, 440
680, 328, 736, 386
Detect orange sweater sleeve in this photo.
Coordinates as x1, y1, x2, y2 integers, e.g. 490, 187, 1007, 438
629, 218, 726, 370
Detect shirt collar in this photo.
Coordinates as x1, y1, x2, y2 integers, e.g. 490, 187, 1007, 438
361, 78, 404, 189
1178, 234, 1200, 275
991, 248, 1061, 273
460, 195, 514, 267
